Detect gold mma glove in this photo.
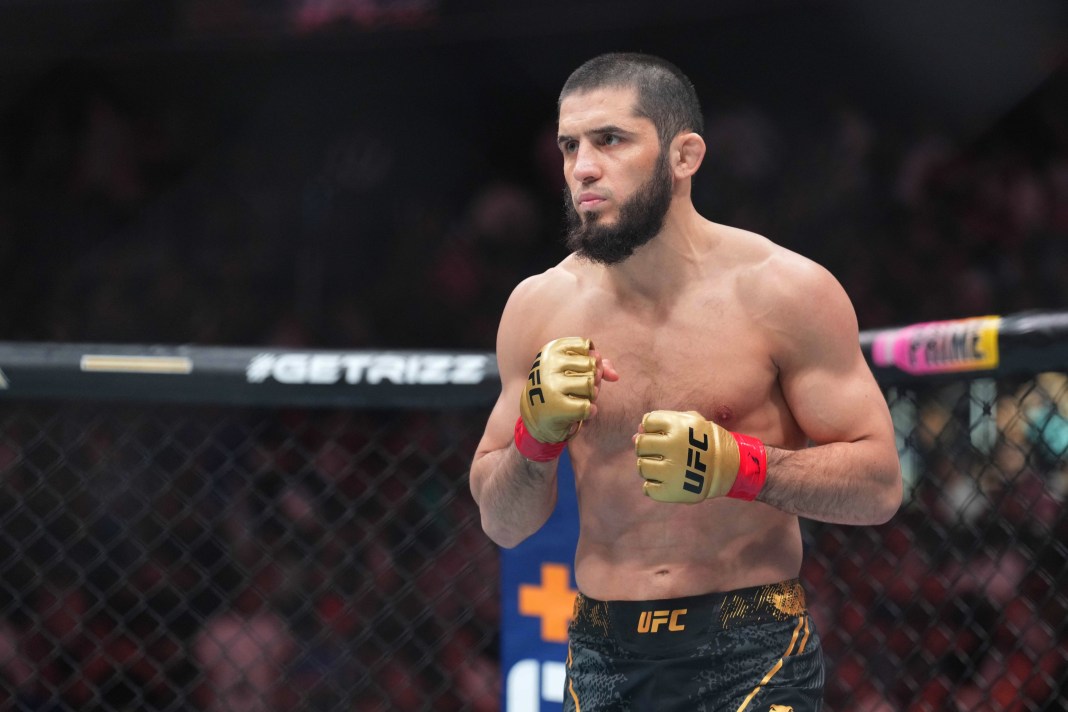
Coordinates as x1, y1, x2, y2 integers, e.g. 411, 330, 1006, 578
514, 337, 596, 461
635, 410, 767, 503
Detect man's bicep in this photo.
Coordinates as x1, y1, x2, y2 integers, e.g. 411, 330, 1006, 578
475, 280, 544, 459
784, 352, 892, 447
475, 383, 523, 459
777, 280, 892, 447
470, 350, 530, 503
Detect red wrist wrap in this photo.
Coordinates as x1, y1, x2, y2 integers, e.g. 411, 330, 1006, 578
726, 432, 767, 501
514, 417, 567, 462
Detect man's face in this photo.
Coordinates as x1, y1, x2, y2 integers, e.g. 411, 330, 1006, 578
563, 150, 672, 264
557, 87, 674, 265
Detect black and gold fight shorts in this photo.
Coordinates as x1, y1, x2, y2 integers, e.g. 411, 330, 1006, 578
563, 579, 824, 712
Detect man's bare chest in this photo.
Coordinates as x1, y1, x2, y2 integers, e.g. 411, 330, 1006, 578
547, 305, 779, 445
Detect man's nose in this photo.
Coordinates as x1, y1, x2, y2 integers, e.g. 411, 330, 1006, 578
572, 144, 601, 183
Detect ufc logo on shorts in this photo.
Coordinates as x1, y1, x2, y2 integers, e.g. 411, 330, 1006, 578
636, 608, 687, 633
684, 427, 709, 494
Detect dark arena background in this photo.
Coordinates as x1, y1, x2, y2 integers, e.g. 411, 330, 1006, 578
2, 1, 1068, 710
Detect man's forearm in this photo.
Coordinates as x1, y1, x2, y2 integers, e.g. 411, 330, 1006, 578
470, 445, 560, 548
757, 440, 902, 525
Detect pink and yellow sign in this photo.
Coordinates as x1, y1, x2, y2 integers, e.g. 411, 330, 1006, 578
871, 316, 1001, 375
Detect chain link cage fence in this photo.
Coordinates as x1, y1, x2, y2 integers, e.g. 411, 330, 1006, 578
0, 311, 1066, 711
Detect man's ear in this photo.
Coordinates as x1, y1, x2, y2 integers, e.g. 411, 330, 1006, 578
670, 132, 706, 179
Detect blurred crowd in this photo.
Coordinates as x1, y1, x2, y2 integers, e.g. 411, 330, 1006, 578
2, 380, 1068, 710
805, 373, 1068, 710
0, 406, 500, 711
1, 53, 1065, 351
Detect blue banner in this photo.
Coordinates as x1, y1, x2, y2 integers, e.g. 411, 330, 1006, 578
499, 451, 581, 712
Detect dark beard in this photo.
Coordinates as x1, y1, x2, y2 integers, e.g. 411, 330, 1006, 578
564, 153, 673, 265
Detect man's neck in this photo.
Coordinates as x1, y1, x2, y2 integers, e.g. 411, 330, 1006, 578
606, 206, 717, 301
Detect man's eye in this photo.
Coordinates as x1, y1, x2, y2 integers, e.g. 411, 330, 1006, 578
563, 141, 578, 153
602, 134, 621, 145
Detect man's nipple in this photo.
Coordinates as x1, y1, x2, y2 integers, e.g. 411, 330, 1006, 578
713, 405, 734, 426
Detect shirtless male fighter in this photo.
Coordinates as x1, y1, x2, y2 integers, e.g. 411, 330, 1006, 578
469, 52, 902, 711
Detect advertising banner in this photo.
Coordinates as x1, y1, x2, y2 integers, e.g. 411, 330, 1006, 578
499, 452, 580, 712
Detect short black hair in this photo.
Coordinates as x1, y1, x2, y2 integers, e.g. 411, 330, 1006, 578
559, 52, 704, 148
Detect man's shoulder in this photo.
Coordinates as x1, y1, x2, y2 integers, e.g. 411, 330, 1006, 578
511, 254, 590, 299
499, 255, 590, 332
715, 224, 852, 324
716, 224, 832, 286
496, 255, 594, 368
712, 222, 792, 261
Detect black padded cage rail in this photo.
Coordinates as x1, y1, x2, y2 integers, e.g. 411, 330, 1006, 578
0, 309, 1066, 710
